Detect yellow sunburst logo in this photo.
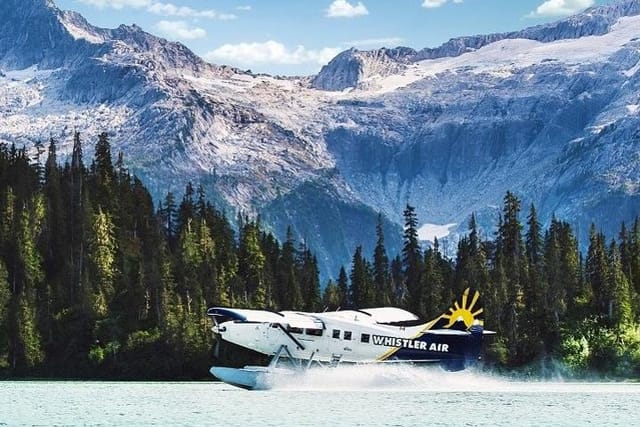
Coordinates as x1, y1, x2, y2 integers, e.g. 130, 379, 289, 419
442, 288, 483, 329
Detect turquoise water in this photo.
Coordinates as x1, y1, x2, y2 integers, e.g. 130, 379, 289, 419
1, 366, 639, 426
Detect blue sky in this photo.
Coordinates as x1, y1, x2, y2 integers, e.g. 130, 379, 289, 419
55, 0, 616, 75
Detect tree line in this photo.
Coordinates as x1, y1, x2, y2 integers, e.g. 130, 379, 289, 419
0, 133, 639, 378
330, 196, 640, 376
0, 133, 322, 378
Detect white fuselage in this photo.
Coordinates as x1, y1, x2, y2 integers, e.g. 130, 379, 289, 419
214, 309, 461, 364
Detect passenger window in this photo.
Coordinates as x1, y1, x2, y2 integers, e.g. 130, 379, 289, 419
288, 326, 303, 334
306, 328, 323, 336
344, 331, 352, 340
332, 329, 340, 339
361, 333, 370, 343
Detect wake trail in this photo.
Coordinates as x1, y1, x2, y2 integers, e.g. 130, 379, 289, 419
268, 364, 511, 392
266, 365, 640, 393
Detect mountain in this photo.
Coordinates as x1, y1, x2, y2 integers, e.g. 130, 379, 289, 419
312, 47, 417, 91
2, 0, 640, 279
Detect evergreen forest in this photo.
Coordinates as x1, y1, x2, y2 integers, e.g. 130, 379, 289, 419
0, 133, 639, 379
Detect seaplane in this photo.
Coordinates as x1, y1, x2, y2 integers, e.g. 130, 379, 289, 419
207, 288, 493, 390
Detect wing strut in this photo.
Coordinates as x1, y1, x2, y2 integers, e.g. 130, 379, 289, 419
276, 323, 306, 351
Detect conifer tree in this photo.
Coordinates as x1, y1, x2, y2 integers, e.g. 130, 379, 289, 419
350, 246, 374, 308
13, 195, 46, 369
322, 280, 340, 310
390, 255, 405, 306
298, 247, 321, 312
423, 243, 444, 319
608, 241, 634, 327
523, 204, 545, 358
43, 138, 66, 309
238, 221, 267, 308
177, 183, 195, 232
541, 220, 565, 354
586, 225, 611, 321
92, 132, 115, 211
177, 218, 203, 312
373, 214, 392, 306
276, 227, 301, 309
69, 131, 86, 305
402, 204, 423, 314
197, 218, 218, 305
496, 192, 527, 362
160, 191, 177, 241
336, 266, 349, 308
89, 207, 118, 317
0, 260, 10, 361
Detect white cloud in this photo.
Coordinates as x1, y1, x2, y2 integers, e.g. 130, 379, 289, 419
343, 37, 405, 48
236, 5, 252, 11
422, 0, 463, 9
78, 0, 236, 20
217, 13, 239, 20
528, 0, 594, 17
78, 0, 152, 8
326, 0, 369, 18
422, 0, 447, 8
204, 41, 341, 66
155, 20, 206, 40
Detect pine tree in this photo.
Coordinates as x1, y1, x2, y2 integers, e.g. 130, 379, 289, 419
89, 207, 118, 317
12, 195, 46, 369
390, 255, 405, 306
322, 280, 340, 310
423, 243, 444, 319
350, 246, 374, 308
608, 241, 634, 327
177, 183, 195, 232
336, 266, 349, 308
43, 138, 66, 310
160, 191, 177, 241
92, 132, 115, 211
14, 293, 44, 369
69, 131, 86, 305
177, 218, 203, 313
298, 247, 321, 312
373, 214, 392, 306
276, 227, 301, 309
238, 221, 267, 308
523, 203, 546, 358
402, 205, 423, 314
586, 224, 611, 322
0, 260, 10, 361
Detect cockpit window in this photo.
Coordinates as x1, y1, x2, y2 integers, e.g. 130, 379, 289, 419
288, 326, 303, 334
344, 331, 352, 340
305, 328, 323, 336
332, 329, 340, 339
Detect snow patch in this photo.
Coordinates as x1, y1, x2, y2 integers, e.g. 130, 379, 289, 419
624, 60, 640, 77
60, 19, 104, 44
412, 15, 640, 78
627, 104, 640, 115
418, 223, 457, 242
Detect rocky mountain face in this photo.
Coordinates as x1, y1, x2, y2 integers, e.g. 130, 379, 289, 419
2, 0, 640, 279
312, 47, 417, 91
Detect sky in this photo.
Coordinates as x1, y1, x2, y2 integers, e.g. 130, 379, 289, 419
54, 0, 617, 75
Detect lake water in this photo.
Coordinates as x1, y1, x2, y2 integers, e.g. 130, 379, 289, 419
1, 366, 639, 426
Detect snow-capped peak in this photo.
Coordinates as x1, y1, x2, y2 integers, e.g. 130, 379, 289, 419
313, 0, 640, 92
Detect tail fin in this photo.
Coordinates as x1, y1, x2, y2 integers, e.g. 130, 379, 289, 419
432, 288, 486, 371
431, 288, 484, 331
